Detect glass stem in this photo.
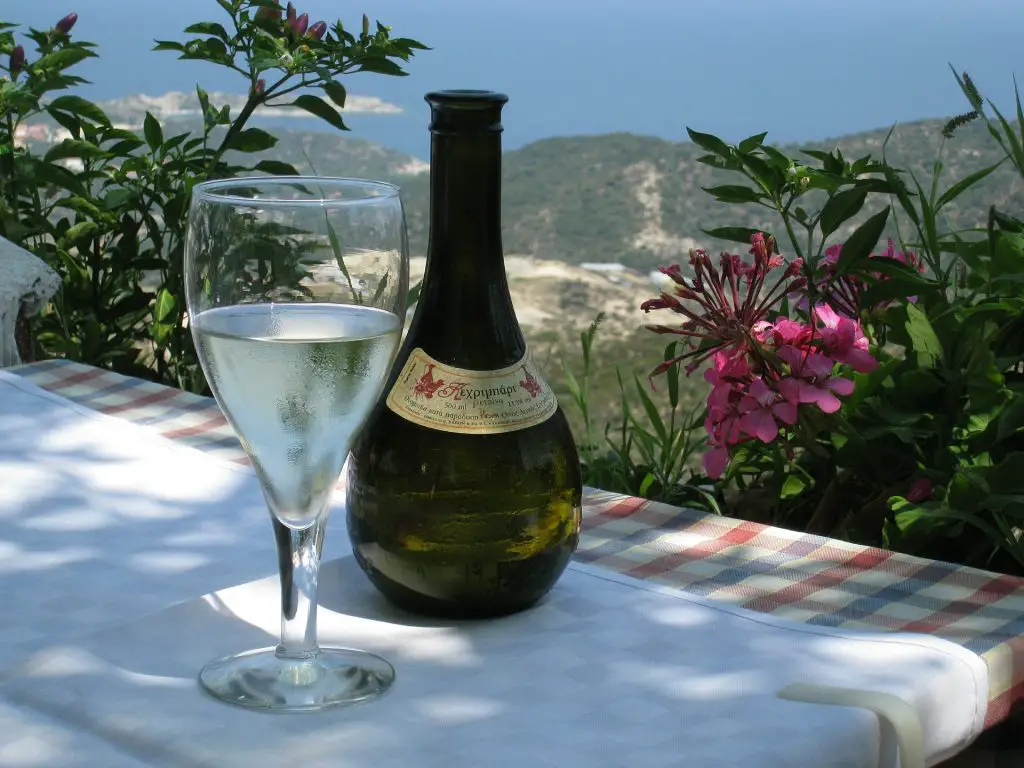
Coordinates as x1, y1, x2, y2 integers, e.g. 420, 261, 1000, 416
273, 516, 326, 660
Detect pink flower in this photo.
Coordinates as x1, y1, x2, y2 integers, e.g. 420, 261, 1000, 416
815, 239, 927, 318
906, 478, 934, 503
703, 440, 730, 479
823, 244, 842, 266
641, 233, 805, 378
739, 378, 798, 443
756, 317, 813, 348
776, 346, 854, 414
813, 304, 878, 373
699, 351, 753, 478
704, 349, 751, 387
703, 392, 744, 479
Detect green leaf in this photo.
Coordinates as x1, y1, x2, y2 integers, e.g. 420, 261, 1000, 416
695, 153, 741, 171
226, 127, 276, 152
47, 107, 81, 139
152, 288, 178, 344
44, 139, 107, 163
664, 342, 679, 410
254, 159, 300, 176
890, 499, 964, 543
153, 288, 177, 323
183, 22, 231, 40
781, 474, 807, 499
62, 221, 99, 242
819, 187, 867, 238
738, 131, 768, 153
369, 273, 390, 308
936, 163, 1001, 210
904, 303, 944, 368
881, 166, 920, 227
638, 473, 655, 498
55, 195, 104, 220
161, 132, 190, 152
355, 57, 407, 77
897, 369, 944, 396
859, 274, 936, 308
323, 217, 361, 303
702, 184, 764, 204
947, 469, 989, 513
997, 396, 1024, 442
760, 145, 792, 168
701, 226, 763, 245
988, 453, 1024, 494
153, 40, 185, 52
406, 279, 422, 307
34, 47, 94, 72
323, 81, 347, 110
47, 95, 110, 126
990, 101, 1024, 173
633, 375, 667, 444
832, 206, 890, 277
24, 156, 85, 195
111, 291, 154, 318
686, 128, 732, 158
290, 94, 348, 132
102, 188, 134, 210
105, 137, 144, 156
143, 112, 163, 152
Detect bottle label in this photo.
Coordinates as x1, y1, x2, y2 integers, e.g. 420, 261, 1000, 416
385, 347, 558, 435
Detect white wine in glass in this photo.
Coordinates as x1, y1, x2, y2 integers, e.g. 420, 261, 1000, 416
184, 176, 408, 712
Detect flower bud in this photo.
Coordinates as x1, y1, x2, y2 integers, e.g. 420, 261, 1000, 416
906, 478, 934, 503
286, 2, 296, 23
254, 78, 266, 96
55, 12, 78, 34
288, 12, 308, 36
307, 21, 326, 40
9, 45, 24, 77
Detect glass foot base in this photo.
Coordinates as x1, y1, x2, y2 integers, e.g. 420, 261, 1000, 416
198, 646, 395, 713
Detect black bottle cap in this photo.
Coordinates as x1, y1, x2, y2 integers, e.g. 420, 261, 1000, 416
425, 90, 509, 135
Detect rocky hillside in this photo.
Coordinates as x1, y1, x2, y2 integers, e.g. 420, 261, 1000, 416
284, 119, 1023, 270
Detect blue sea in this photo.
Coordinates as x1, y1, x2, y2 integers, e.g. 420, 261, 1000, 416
11, 0, 1024, 159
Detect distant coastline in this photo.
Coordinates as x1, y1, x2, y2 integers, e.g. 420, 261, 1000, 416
97, 90, 403, 124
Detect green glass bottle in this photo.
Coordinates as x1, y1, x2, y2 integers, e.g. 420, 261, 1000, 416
345, 90, 582, 618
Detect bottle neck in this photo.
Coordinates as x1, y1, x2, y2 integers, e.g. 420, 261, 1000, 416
423, 130, 506, 289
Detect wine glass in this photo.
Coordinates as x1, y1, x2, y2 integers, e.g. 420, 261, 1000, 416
184, 176, 408, 712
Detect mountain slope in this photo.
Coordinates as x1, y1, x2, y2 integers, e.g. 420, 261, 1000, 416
295, 118, 1022, 269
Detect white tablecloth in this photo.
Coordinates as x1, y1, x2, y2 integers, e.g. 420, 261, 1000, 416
0, 370, 287, 673
0, 371, 990, 767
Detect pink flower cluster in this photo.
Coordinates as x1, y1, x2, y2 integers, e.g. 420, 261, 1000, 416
816, 239, 924, 317
642, 234, 879, 479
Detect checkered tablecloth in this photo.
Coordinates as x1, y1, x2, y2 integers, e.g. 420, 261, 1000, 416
11, 359, 1024, 731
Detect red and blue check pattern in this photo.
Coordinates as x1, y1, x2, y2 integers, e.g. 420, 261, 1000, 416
12, 358, 1024, 729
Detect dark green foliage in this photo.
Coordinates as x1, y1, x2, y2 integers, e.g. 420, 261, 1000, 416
0, 1, 424, 391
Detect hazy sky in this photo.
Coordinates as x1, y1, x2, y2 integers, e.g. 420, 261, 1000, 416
10, 0, 1024, 156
